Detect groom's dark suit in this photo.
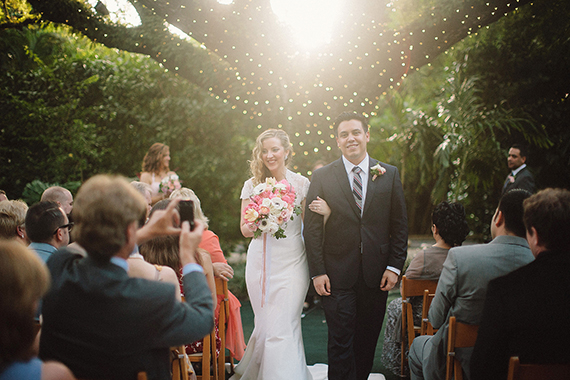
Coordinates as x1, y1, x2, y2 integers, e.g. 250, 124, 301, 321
304, 156, 408, 380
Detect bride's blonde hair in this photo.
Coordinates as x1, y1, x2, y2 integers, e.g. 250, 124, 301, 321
249, 129, 293, 185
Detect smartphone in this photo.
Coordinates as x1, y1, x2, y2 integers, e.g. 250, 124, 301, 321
178, 200, 195, 231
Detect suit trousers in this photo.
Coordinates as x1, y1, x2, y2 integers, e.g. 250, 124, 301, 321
322, 267, 388, 380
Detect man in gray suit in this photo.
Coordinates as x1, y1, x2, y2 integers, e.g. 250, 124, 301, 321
408, 189, 535, 380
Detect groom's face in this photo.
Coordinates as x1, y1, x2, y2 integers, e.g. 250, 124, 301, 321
336, 119, 370, 164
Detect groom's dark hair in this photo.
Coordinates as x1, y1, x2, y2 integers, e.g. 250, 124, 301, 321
334, 112, 369, 134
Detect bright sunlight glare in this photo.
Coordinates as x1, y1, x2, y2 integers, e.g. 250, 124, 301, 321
269, 0, 344, 51
86, 0, 141, 26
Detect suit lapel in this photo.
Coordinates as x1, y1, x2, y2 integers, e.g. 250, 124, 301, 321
333, 158, 361, 217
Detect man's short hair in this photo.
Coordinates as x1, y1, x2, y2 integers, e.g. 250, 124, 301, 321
41, 186, 71, 204
510, 143, 528, 158
25, 201, 65, 243
0, 200, 28, 239
333, 112, 369, 134
73, 175, 146, 261
497, 189, 532, 238
130, 181, 152, 198
523, 188, 570, 251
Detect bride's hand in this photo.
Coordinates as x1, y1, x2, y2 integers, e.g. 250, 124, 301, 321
308, 196, 331, 217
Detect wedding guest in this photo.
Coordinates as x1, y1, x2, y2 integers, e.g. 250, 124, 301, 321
471, 188, 570, 379
0, 199, 28, 243
408, 190, 535, 380
170, 188, 246, 360
140, 143, 181, 205
126, 181, 181, 299
140, 200, 219, 358
39, 175, 214, 380
130, 181, 153, 219
26, 202, 70, 263
0, 190, 7, 202
381, 201, 470, 377
41, 186, 73, 216
0, 239, 75, 380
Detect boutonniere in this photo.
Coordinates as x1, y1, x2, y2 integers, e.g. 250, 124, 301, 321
371, 164, 386, 181
508, 175, 515, 183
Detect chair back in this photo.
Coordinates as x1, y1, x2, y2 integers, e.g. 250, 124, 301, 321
171, 345, 191, 380
400, 275, 438, 376
421, 290, 438, 335
77, 372, 147, 380
445, 316, 479, 380
215, 277, 230, 380
507, 356, 570, 380
184, 292, 217, 380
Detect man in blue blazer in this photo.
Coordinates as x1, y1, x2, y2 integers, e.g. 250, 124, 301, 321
408, 190, 535, 380
39, 175, 214, 380
304, 112, 408, 380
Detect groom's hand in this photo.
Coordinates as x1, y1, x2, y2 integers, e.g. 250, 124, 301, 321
380, 269, 398, 291
313, 274, 331, 296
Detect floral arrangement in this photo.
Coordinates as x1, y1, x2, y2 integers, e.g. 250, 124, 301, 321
243, 177, 301, 239
370, 163, 386, 181
158, 173, 182, 196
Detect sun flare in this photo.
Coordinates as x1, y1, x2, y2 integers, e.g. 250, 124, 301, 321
269, 0, 344, 51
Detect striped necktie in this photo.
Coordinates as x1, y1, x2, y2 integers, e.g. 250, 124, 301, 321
352, 166, 363, 211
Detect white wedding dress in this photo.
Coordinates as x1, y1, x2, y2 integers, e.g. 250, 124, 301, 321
232, 170, 313, 380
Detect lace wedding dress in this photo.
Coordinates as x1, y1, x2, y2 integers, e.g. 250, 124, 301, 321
232, 170, 312, 380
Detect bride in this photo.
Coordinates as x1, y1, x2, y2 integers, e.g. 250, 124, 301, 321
233, 129, 316, 380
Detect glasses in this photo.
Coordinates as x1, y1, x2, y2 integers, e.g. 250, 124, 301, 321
53, 222, 74, 235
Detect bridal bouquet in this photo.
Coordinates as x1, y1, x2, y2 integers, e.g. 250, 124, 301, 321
243, 177, 301, 239
158, 173, 182, 196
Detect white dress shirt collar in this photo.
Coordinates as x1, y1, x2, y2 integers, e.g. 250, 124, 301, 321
512, 163, 527, 176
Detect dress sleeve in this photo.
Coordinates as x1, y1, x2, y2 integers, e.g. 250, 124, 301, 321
199, 230, 227, 264
240, 178, 254, 200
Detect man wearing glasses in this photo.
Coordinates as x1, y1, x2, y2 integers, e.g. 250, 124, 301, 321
25, 201, 71, 262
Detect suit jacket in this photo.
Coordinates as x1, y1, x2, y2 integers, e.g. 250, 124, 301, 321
422, 235, 534, 380
39, 248, 214, 380
304, 156, 408, 289
502, 166, 536, 195
470, 250, 570, 380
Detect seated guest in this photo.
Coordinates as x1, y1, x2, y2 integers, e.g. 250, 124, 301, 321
127, 181, 181, 300
40, 186, 74, 217
25, 202, 70, 263
408, 190, 535, 380
141, 200, 219, 357
0, 240, 74, 380
0, 200, 28, 244
39, 175, 214, 380
170, 188, 247, 360
381, 201, 470, 376
471, 188, 570, 379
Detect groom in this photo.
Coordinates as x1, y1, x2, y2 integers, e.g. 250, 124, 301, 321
304, 112, 408, 380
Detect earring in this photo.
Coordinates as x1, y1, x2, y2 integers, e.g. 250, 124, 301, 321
285, 155, 288, 160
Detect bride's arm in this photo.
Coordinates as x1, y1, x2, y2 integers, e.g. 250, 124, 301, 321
308, 196, 331, 225
240, 198, 255, 238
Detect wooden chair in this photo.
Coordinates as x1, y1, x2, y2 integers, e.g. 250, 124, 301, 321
171, 345, 192, 380
185, 294, 217, 380
507, 356, 570, 380
420, 290, 438, 336
445, 316, 479, 380
400, 275, 438, 376
215, 277, 233, 380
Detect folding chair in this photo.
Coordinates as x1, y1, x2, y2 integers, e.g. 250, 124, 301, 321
400, 275, 438, 376
445, 316, 479, 380
420, 289, 438, 336
507, 356, 570, 380
215, 277, 232, 380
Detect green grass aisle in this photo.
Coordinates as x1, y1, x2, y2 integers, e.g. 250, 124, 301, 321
237, 289, 401, 380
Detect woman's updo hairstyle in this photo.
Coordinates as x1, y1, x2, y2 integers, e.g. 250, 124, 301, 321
432, 201, 470, 247
249, 129, 292, 185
